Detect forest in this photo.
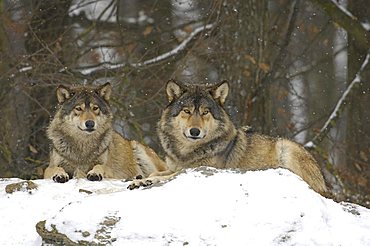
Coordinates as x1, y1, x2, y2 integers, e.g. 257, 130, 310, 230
0, 0, 369, 207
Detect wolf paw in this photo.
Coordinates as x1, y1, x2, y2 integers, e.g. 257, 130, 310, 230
127, 178, 154, 190
52, 173, 69, 183
87, 172, 103, 181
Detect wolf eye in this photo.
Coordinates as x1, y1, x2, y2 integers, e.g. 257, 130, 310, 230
92, 106, 99, 111
183, 109, 191, 114
202, 110, 209, 115
75, 106, 82, 111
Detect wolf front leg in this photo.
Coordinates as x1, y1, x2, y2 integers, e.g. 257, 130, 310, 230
127, 170, 178, 190
44, 166, 70, 183
86, 150, 112, 181
44, 150, 70, 183
87, 164, 106, 181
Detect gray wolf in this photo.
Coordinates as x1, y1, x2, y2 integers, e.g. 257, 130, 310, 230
44, 82, 167, 183
129, 80, 327, 194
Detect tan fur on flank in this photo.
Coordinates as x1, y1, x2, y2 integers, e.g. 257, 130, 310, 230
45, 83, 167, 183
129, 80, 327, 194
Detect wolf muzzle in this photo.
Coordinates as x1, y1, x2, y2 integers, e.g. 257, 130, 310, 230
190, 128, 201, 137
84, 120, 96, 132
185, 127, 205, 140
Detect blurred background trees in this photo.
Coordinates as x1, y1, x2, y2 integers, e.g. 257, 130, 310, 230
0, 0, 369, 207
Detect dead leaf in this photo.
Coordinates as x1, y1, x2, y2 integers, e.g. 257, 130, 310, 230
184, 25, 193, 33
311, 25, 320, 34
242, 69, 251, 78
359, 151, 368, 162
258, 63, 270, 73
244, 55, 256, 64
143, 26, 153, 36
354, 162, 362, 172
29, 144, 38, 154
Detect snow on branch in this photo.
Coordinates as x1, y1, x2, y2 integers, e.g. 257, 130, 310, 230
311, 0, 370, 50
133, 23, 214, 67
304, 49, 370, 148
76, 23, 214, 75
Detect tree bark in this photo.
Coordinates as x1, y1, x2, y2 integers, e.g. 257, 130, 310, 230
216, 0, 270, 129
0, 0, 32, 177
345, 0, 370, 197
310, 0, 370, 50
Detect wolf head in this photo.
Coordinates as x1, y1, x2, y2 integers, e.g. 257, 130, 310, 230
54, 82, 113, 134
161, 80, 232, 143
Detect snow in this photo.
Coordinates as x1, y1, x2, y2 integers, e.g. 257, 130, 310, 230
362, 21, 370, 31
1, 167, 370, 245
132, 24, 214, 68
331, 0, 354, 20
69, 0, 117, 23
303, 141, 316, 149
69, 0, 153, 24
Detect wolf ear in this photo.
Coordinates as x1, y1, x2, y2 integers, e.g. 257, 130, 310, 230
56, 85, 72, 104
97, 82, 112, 101
211, 81, 229, 106
166, 79, 183, 103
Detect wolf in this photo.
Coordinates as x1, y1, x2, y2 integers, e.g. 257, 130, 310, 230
44, 82, 167, 183
129, 80, 327, 194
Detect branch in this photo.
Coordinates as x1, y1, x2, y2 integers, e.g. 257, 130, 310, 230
310, 0, 370, 50
285, 46, 346, 80
135, 23, 214, 67
75, 23, 214, 75
304, 49, 370, 148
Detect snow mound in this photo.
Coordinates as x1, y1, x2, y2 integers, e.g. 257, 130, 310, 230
1, 167, 370, 245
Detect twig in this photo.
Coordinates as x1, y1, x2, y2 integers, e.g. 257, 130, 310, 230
22, 90, 50, 115
304, 49, 370, 148
285, 46, 346, 80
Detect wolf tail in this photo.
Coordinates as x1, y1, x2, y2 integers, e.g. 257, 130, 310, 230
276, 139, 327, 195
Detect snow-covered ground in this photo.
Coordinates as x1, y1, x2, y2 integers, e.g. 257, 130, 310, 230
1, 167, 370, 245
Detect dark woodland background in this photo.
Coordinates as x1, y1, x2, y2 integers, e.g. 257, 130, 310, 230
0, 0, 369, 207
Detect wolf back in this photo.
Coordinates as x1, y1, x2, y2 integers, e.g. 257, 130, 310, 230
44, 82, 167, 182
156, 80, 327, 194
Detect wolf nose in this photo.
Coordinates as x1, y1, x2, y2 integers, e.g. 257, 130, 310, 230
189, 128, 201, 137
85, 120, 95, 129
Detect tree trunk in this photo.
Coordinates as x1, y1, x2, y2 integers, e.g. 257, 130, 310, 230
330, 0, 348, 170
288, 60, 308, 144
216, 0, 270, 129
0, 0, 32, 178
345, 0, 370, 198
